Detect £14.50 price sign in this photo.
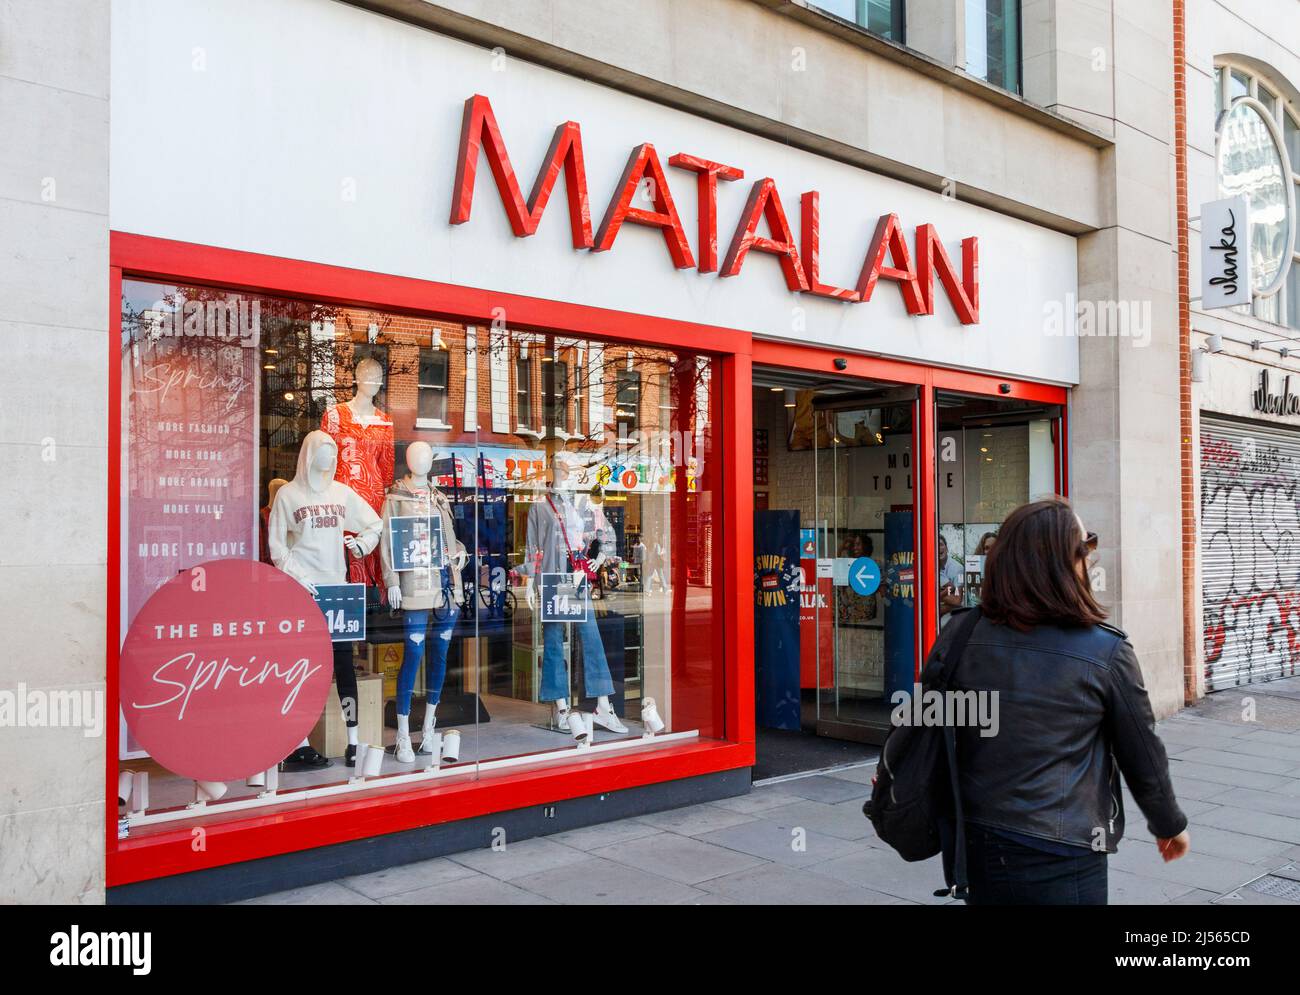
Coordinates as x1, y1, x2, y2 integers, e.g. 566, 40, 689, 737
540, 573, 589, 623
119, 559, 334, 782
313, 583, 367, 641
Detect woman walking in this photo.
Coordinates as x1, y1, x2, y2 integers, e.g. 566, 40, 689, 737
932, 497, 1189, 905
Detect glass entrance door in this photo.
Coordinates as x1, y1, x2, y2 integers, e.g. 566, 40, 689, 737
752, 370, 918, 743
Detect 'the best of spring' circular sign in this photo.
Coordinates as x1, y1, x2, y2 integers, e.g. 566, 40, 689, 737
120, 558, 334, 782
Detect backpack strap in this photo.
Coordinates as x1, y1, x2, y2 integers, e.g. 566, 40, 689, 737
936, 607, 981, 901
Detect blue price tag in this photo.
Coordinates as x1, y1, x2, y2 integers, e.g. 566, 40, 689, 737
388, 515, 443, 572
539, 572, 588, 623
848, 557, 881, 597
313, 583, 367, 642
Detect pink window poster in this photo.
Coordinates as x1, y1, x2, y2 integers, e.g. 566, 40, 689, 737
120, 288, 260, 756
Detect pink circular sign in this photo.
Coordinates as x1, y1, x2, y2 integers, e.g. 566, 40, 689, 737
120, 559, 334, 782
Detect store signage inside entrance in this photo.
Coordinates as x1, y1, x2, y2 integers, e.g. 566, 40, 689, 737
450, 94, 980, 324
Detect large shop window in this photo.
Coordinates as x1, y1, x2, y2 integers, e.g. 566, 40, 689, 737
116, 279, 723, 826
933, 392, 1062, 630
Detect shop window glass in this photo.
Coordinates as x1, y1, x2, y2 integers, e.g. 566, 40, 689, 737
752, 373, 918, 737
935, 393, 1061, 628
117, 279, 723, 825
965, 0, 1021, 95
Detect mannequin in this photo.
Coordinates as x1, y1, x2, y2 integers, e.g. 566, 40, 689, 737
321, 357, 395, 596
523, 441, 628, 735
380, 442, 469, 763
269, 431, 382, 768
258, 477, 288, 566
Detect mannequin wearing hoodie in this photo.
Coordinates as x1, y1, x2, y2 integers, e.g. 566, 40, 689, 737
380, 442, 468, 763
522, 444, 628, 736
269, 430, 382, 768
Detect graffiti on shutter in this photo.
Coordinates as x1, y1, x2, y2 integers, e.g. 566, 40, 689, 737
1200, 416, 1300, 690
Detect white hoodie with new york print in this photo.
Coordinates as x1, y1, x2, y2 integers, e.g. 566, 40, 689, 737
268, 430, 382, 590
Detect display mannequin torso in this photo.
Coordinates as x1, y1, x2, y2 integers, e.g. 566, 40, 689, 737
321, 398, 393, 591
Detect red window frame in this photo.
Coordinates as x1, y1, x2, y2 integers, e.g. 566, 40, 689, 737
749, 340, 1070, 669
106, 232, 756, 888
105, 232, 1068, 888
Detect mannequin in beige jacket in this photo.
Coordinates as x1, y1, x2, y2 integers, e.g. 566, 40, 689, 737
380, 442, 468, 763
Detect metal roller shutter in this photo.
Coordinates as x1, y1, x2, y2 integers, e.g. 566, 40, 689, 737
1201, 415, 1300, 690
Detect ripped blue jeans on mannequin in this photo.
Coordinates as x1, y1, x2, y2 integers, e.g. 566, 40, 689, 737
540, 590, 613, 702
396, 601, 460, 716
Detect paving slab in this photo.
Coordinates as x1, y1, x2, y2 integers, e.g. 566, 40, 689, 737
379, 874, 555, 905
694, 814, 861, 868
1191, 805, 1300, 844
1108, 839, 1266, 894
237, 881, 376, 906
590, 831, 765, 885
772, 774, 872, 804
759, 798, 878, 842
550, 819, 662, 851
806, 846, 952, 904
511, 855, 707, 905
447, 836, 591, 882
635, 803, 759, 837
698, 862, 909, 905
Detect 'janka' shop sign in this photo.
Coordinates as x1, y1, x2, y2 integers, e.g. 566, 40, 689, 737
448, 94, 980, 324
1252, 369, 1300, 417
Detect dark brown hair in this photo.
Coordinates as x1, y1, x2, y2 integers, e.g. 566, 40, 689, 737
979, 497, 1107, 631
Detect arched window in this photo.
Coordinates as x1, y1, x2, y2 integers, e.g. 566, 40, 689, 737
1214, 60, 1300, 330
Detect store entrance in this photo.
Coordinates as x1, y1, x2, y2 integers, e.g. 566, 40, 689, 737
752, 368, 919, 777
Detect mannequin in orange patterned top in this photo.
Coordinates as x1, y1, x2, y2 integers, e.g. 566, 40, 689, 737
321, 357, 395, 596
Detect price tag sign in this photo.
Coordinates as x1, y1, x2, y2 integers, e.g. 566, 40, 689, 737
539, 572, 588, 623
388, 515, 444, 572
313, 583, 367, 642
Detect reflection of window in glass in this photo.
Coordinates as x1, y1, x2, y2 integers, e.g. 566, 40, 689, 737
417, 347, 448, 426
572, 360, 586, 436
965, 0, 1021, 95
553, 357, 569, 434
936, 394, 1061, 620
515, 354, 532, 430
810, 0, 903, 42
657, 372, 673, 432
616, 368, 641, 440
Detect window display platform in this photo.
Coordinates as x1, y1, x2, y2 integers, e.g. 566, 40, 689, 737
119, 693, 675, 828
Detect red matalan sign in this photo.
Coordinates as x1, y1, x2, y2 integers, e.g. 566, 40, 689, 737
119, 559, 334, 782
449, 94, 979, 324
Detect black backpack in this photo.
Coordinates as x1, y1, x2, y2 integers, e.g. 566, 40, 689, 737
863, 607, 981, 899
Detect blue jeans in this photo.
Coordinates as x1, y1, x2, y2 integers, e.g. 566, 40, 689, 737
960, 822, 1108, 905
540, 597, 613, 702
396, 603, 459, 715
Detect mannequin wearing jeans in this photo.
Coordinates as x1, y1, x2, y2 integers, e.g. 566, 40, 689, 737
395, 566, 459, 747
523, 442, 627, 736
381, 442, 468, 763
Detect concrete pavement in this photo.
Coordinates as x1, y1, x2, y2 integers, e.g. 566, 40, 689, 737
242, 677, 1300, 905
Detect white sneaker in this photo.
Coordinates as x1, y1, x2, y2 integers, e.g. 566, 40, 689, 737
395, 734, 415, 764
593, 704, 628, 734
556, 707, 573, 732
418, 718, 438, 754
